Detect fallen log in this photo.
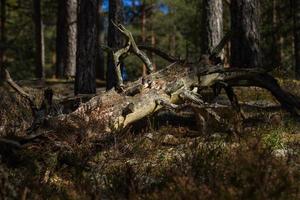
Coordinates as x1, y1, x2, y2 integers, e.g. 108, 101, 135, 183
46, 62, 300, 134
2, 24, 300, 139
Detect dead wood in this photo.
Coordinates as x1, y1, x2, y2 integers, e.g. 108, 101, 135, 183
46, 64, 300, 135
1, 24, 300, 141
42, 24, 300, 135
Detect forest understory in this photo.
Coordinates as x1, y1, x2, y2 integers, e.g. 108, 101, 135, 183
1, 0, 300, 198
0, 79, 299, 199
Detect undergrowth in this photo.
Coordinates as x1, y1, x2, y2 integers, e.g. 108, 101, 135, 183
0, 83, 300, 199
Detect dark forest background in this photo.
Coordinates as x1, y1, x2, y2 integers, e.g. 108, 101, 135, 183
0, 0, 299, 82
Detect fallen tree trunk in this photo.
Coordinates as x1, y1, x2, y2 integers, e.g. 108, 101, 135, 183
2, 24, 300, 139
47, 62, 300, 134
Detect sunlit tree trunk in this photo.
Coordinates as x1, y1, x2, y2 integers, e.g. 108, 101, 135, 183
230, 0, 261, 68
33, 0, 45, 79
202, 0, 223, 55
107, 0, 124, 90
65, 0, 77, 78
75, 0, 97, 94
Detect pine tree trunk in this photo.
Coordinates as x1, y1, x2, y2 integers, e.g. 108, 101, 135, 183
271, 0, 282, 68
56, 0, 77, 79
293, 0, 300, 79
33, 0, 45, 79
141, 3, 147, 76
202, 0, 223, 55
75, 0, 97, 94
151, 29, 156, 71
230, 0, 261, 68
0, 0, 6, 82
64, 0, 77, 78
56, 0, 67, 78
96, 0, 105, 80
106, 0, 124, 90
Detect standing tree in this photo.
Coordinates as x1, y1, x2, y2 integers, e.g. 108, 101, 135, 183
106, 0, 124, 90
230, 0, 261, 68
141, 1, 147, 76
293, 0, 300, 79
96, 0, 105, 80
201, 0, 223, 55
56, 0, 77, 79
75, 0, 97, 94
271, 0, 283, 68
56, 0, 67, 78
33, 0, 45, 79
65, 0, 77, 78
0, 0, 6, 82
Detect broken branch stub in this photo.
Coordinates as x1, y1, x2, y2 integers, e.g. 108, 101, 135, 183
104, 22, 154, 89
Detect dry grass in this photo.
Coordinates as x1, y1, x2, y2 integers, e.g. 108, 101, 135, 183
0, 80, 300, 199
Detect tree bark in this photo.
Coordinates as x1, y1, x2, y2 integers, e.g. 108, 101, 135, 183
0, 0, 6, 82
96, 0, 105, 80
65, 0, 77, 78
202, 0, 223, 55
141, 2, 147, 76
230, 0, 261, 68
293, 0, 300, 79
56, 0, 67, 78
106, 0, 124, 90
33, 0, 45, 79
271, 0, 283, 68
75, 0, 97, 95
150, 29, 157, 71
56, 0, 77, 79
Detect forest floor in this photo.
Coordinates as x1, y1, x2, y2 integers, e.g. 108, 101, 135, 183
0, 78, 299, 199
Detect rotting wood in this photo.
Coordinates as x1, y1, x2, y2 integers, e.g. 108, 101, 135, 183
2, 24, 300, 142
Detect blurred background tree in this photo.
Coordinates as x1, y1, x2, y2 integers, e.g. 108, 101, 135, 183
0, 0, 299, 81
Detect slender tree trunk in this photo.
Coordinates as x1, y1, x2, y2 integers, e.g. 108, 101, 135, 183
106, 0, 124, 90
33, 0, 45, 79
293, 0, 300, 79
0, 0, 6, 82
96, 0, 105, 80
271, 0, 282, 68
75, 0, 97, 94
202, 0, 223, 55
141, 2, 147, 76
151, 29, 156, 71
64, 0, 77, 78
230, 0, 261, 68
56, 0, 77, 79
56, 0, 67, 78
